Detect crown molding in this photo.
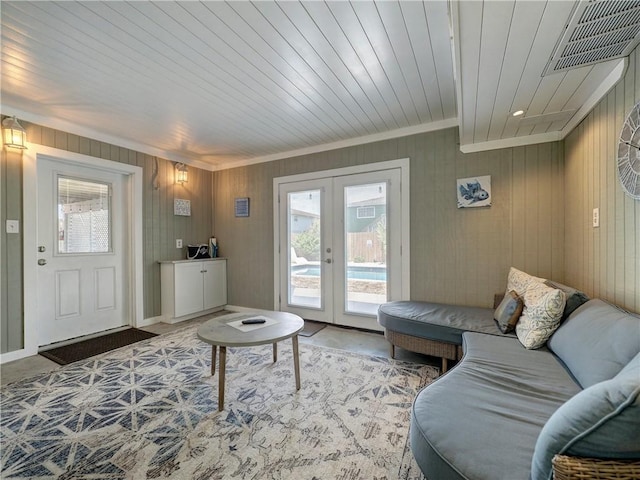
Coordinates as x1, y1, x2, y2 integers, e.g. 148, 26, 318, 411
212, 118, 459, 170
0, 104, 214, 171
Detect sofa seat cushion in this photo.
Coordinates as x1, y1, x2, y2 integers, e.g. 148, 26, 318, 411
378, 301, 503, 345
548, 299, 640, 388
410, 332, 581, 480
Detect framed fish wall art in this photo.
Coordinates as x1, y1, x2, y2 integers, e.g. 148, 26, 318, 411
457, 175, 491, 208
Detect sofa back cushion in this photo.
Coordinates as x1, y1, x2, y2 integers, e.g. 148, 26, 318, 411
530, 352, 640, 480
548, 299, 640, 388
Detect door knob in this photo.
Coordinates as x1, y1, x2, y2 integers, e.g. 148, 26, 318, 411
324, 258, 332, 264
38, 259, 47, 266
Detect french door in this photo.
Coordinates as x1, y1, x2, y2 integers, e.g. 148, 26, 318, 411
277, 167, 403, 330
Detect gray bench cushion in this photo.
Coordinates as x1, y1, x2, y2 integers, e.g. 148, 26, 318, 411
411, 332, 581, 480
548, 299, 640, 388
378, 301, 503, 345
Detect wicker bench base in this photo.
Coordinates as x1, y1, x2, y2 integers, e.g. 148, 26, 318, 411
384, 329, 462, 373
552, 454, 640, 480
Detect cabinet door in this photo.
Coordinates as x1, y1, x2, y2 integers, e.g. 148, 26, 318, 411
174, 262, 205, 317
203, 261, 227, 310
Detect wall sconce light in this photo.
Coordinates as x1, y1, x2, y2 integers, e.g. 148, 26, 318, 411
175, 162, 188, 184
2, 116, 27, 149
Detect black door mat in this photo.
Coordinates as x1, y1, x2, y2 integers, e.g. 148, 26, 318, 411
39, 328, 158, 365
299, 320, 327, 337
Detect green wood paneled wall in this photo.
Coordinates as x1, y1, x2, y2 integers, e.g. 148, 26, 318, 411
1, 147, 24, 352
213, 127, 565, 311
564, 47, 640, 313
0, 120, 214, 353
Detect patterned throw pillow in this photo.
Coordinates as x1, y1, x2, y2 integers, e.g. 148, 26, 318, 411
516, 282, 566, 349
506, 267, 546, 297
494, 290, 524, 333
543, 280, 589, 322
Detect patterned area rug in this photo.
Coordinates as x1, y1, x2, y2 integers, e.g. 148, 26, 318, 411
1, 324, 435, 479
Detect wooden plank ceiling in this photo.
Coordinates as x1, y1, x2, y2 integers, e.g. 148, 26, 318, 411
0, 1, 635, 170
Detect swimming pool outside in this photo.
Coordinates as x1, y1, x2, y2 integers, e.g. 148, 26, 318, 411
291, 264, 387, 282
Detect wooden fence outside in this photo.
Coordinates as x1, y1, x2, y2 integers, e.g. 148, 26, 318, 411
347, 232, 386, 263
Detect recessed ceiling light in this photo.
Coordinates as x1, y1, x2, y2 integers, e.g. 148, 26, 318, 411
512, 110, 525, 117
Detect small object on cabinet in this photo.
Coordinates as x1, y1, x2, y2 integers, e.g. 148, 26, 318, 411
187, 244, 209, 259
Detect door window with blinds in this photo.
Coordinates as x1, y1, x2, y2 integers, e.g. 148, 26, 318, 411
57, 176, 112, 254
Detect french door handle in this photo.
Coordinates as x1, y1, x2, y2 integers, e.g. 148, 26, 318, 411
324, 258, 332, 264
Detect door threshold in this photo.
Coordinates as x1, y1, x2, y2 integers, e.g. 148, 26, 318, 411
307, 320, 383, 336
39, 326, 131, 352
330, 323, 384, 335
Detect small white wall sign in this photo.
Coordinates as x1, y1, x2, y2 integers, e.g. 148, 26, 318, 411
174, 199, 191, 216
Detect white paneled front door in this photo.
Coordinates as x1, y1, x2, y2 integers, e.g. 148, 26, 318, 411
36, 158, 128, 346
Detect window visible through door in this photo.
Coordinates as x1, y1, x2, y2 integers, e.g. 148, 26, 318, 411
343, 181, 388, 316
57, 176, 112, 254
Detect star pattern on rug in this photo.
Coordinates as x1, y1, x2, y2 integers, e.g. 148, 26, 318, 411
1, 324, 435, 479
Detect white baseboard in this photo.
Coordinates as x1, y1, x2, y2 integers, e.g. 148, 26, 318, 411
224, 305, 269, 314
0, 347, 38, 365
1, 316, 164, 364
162, 306, 227, 324
137, 315, 164, 327
0, 308, 244, 364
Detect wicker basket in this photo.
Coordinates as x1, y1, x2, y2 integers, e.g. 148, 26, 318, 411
553, 454, 640, 480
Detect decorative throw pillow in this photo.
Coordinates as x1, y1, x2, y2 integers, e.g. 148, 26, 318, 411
515, 282, 566, 349
494, 290, 524, 333
506, 267, 546, 297
543, 280, 589, 322
531, 353, 640, 480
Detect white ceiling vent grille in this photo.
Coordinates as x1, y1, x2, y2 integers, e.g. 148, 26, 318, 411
544, 0, 640, 75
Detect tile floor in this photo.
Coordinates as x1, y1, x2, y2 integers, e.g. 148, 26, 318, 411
1, 311, 437, 386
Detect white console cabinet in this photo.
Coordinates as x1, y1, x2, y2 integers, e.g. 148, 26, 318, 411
160, 258, 227, 323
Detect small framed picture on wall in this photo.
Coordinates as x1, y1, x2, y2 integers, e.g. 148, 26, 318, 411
457, 175, 491, 208
174, 198, 191, 216
235, 197, 250, 217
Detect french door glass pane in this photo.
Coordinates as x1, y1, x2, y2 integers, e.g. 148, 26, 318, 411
288, 189, 322, 309
57, 176, 111, 254
344, 182, 388, 315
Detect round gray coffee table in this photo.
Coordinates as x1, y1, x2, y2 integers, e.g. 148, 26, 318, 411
197, 310, 304, 411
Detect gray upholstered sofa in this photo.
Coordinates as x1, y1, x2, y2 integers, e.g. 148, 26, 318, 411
380, 298, 640, 479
